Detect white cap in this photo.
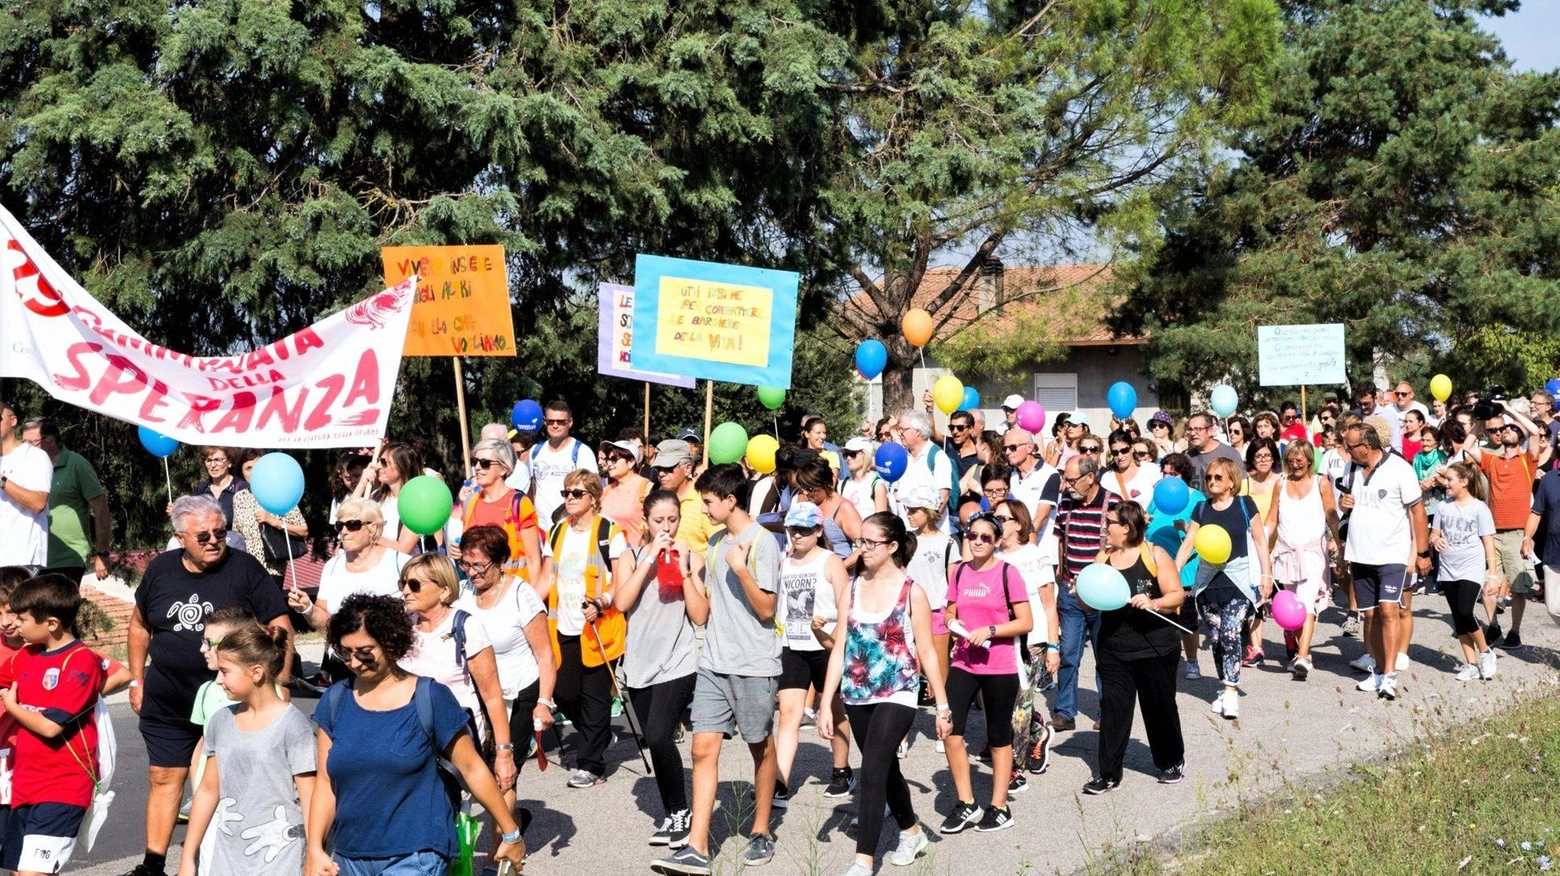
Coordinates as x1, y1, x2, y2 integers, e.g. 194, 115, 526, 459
1002, 394, 1024, 410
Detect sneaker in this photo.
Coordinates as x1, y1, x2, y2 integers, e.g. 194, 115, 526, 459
1501, 630, 1523, 649
1219, 688, 1239, 719
800, 707, 816, 728
1210, 691, 1227, 716
651, 808, 691, 848
651, 846, 711, 875
772, 779, 790, 809
1485, 621, 1503, 646
121, 867, 165, 876
1283, 628, 1298, 657
743, 833, 775, 866
650, 814, 675, 846
1082, 776, 1120, 795
889, 827, 929, 866
1292, 656, 1311, 681
1453, 663, 1480, 682
1008, 774, 1028, 794
824, 767, 856, 798
975, 743, 992, 762
1241, 645, 1263, 668
611, 696, 624, 718
975, 806, 1014, 832
1158, 762, 1185, 785
896, 738, 909, 759
1378, 674, 1398, 701
1395, 652, 1410, 672
1184, 661, 1201, 680
1050, 714, 1075, 731
1349, 653, 1377, 674
553, 709, 572, 727
567, 769, 605, 788
939, 801, 983, 834
1355, 673, 1381, 694
1478, 649, 1497, 680
1342, 612, 1362, 637
1027, 724, 1054, 775
934, 739, 945, 754
840, 863, 873, 876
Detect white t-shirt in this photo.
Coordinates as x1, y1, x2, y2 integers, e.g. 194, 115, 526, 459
1343, 453, 1423, 566
504, 460, 532, 495
841, 472, 883, 521
777, 551, 838, 651
466, 578, 547, 699
530, 438, 597, 527
541, 524, 625, 635
904, 531, 953, 611
999, 542, 1056, 600
1009, 461, 1062, 562
316, 549, 409, 614
0, 443, 51, 566
891, 442, 955, 533
400, 608, 494, 731
379, 495, 403, 542
1102, 465, 1161, 510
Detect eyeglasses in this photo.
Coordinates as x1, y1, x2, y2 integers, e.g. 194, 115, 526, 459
339, 646, 379, 665
1186, 425, 1209, 433
561, 489, 592, 499
201, 635, 224, 650
1061, 473, 1090, 485
1002, 443, 1028, 453
470, 458, 501, 470
1079, 445, 1102, 454
1344, 441, 1366, 451
982, 487, 1008, 497
967, 532, 996, 544
857, 537, 890, 552
399, 577, 429, 593
1253, 453, 1273, 462
543, 418, 569, 426
1105, 516, 1124, 526
185, 528, 228, 545
333, 519, 366, 533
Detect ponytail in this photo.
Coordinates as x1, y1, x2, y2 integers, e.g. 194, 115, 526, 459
215, 622, 291, 683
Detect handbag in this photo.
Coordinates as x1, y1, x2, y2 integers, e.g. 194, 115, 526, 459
260, 523, 309, 565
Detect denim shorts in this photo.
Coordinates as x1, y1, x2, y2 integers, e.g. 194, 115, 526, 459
334, 850, 451, 876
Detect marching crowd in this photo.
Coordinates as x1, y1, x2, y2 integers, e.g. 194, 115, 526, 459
1, 380, 1559, 876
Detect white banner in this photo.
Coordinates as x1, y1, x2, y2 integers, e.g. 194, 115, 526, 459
1257, 323, 1346, 387
0, 204, 417, 448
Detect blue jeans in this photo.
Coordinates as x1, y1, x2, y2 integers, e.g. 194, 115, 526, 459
1055, 588, 1101, 722
335, 851, 450, 876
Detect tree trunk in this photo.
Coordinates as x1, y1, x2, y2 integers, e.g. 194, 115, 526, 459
881, 336, 919, 416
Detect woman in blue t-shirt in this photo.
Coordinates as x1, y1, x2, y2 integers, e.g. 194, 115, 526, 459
306, 594, 525, 876
1173, 457, 1273, 721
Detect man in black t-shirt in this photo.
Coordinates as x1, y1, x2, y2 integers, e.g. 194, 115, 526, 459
125, 494, 291, 876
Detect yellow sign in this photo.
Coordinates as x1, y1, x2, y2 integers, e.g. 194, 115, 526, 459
382, 245, 516, 357
654, 276, 772, 367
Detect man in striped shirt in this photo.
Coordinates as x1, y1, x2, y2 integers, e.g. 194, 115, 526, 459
1050, 455, 1120, 731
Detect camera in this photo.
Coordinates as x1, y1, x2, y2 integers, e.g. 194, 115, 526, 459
1486, 384, 1508, 402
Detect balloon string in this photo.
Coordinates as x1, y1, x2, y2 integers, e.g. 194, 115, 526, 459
773, 415, 779, 441
163, 457, 173, 507
285, 506, 299, 593
1139, 607, 1196, 636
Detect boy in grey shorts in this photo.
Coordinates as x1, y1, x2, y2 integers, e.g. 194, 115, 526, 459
653, 465, 783, 876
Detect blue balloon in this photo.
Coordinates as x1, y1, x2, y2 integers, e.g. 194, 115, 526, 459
959, 386, 981, 412
874, 442, 909, 483
511, 399, 543, 432
1547, 378, 1560, 396
1076, 562, 1131, 612
1210, 384, 1239, 418
1107, 381, 1137, 419
855, 340, 888, 381
1152, 477, 1190, 515
137, 427, 179, 458
249, 452, 306, 516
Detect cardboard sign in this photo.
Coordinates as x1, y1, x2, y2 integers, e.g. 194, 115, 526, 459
596, 282, 696, 387
381, 245, 516, 357
628, 254, 798, 389
1258, 323, 1346, 386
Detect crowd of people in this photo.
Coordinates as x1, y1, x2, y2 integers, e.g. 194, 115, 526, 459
1, 378, 1559, 876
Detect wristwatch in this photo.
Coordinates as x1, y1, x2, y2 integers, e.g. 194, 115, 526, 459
987, 625, 997, 639
1417, 550, 1431, 558
0, 475, 8, 492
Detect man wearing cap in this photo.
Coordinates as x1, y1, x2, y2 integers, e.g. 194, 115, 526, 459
1470, 401, 1544, 648
654, 439, 714, 556
1000, 394, 1025, 434
674, 428, 706, 473
480, 422, 532, 493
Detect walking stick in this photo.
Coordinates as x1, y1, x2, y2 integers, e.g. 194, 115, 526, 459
585, 619, 654, 774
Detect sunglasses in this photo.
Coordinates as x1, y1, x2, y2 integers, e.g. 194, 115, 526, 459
1079, 445, 1102, 453
339, 646, 379, 665
561, 488, 592, 499
1133, 450, 1153, 460
967, 532, 996, 544
1394, 391, 1410, 397
544, 418, 570, 426
1105, 517, 1124, 526
607, 453, 635, 464
470, 458, 501, 470
843, 450, 861, 459
333, 519, 367, 533
786, 527, 820, 538
185, 528, 228, 545
992, 513, 1014, 522
399, 577, 430, 593
1002, 443, 1028, 452
1110, 446, 1131, 455
1150, 421, 1169, 429
950, 423, 970, 432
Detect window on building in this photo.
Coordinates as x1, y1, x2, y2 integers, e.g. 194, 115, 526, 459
1032, 373, 1078, 413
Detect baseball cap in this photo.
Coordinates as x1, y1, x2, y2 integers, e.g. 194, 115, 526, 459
900, 483, 939, 510
599, 440, 641, 463
843, 437, 874, 454
1002, 394, 1024, 410
675, 428, 702, 443
784, 501, 825, 529
654, 440, 693, 468
1069, 411, 1091, 427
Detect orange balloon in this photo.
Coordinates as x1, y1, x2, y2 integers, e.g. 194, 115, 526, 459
901, 308, 934, 347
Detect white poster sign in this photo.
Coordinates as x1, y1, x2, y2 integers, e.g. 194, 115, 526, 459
1258, 323, 1346, 386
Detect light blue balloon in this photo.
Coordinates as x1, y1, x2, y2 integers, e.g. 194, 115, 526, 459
249, 452, 305, 516
137, 427, 179, 458
959, 386, 981, 412
1152, 477, 1190, 515
855, 340, 888, 380
1107, 381, 1137, 419
1210, 384, 1239, 418
1076, 562, 1131, 612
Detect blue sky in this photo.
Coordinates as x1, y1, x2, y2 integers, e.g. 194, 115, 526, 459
1479, 2, 1558, 72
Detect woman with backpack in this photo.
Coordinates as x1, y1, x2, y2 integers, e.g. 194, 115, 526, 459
841, 438, 889, 518
452, 438, 543, 582
396, 554, 514, 790
535, 470, 626, 789
307, 594, 525, 876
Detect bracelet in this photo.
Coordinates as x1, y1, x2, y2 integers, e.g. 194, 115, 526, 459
935, 703, 950, 712
537, 698, 557, 709
1044, 643, 1060, 651
501, 828, 523, 844
496, 743, 515, 751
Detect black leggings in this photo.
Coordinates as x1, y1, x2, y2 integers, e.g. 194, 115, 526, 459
844, 702, 918, 857
555, 634, 614, 775
507, 681, 541, 775
945, 668, 1019, 747
626, 673, 697, 814
1443, 579, 1482, 637
1095, 647, 1183, 783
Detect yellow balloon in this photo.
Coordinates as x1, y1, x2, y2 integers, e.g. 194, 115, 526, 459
933, 375, 964, 415
902, 308, 934, 348
1194, 524, 1233, 565
1430, 374, 1452, 402
746, 434, 779, 474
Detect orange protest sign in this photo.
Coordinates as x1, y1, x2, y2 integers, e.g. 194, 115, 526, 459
381, 245, 517, 357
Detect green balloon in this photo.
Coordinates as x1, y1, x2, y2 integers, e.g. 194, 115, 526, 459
398, 475, 453, 536
709, 422, 750, 465
757, 386, 786, 410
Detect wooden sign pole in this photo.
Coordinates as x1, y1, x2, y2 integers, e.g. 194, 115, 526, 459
644, 383, 652, 444
702, 380, 714, 469
454, 358, 472, 477
1300, 385, 1308, 430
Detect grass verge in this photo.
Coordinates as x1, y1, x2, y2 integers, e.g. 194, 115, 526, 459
1086, 690, 1560, 875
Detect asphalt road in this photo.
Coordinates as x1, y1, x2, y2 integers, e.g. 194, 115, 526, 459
70, 598, 1560, 876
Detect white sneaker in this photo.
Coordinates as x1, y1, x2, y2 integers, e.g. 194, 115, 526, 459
1356, 673, 1381, 693
1378, 674, 1398, 701
1219, 688, 1239, 719
1395, 653, 1410, 672
896, 739, 909, 759
1210, 691, 1227, 715
934, 739, 945, 754
888, 827, 929, 866
1454, 663, 1479, 681
1184, 661, 1201, 680
1478, 649, 1497, 680
1292, 656, 1311, 681
1349, 653, 1377, 674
